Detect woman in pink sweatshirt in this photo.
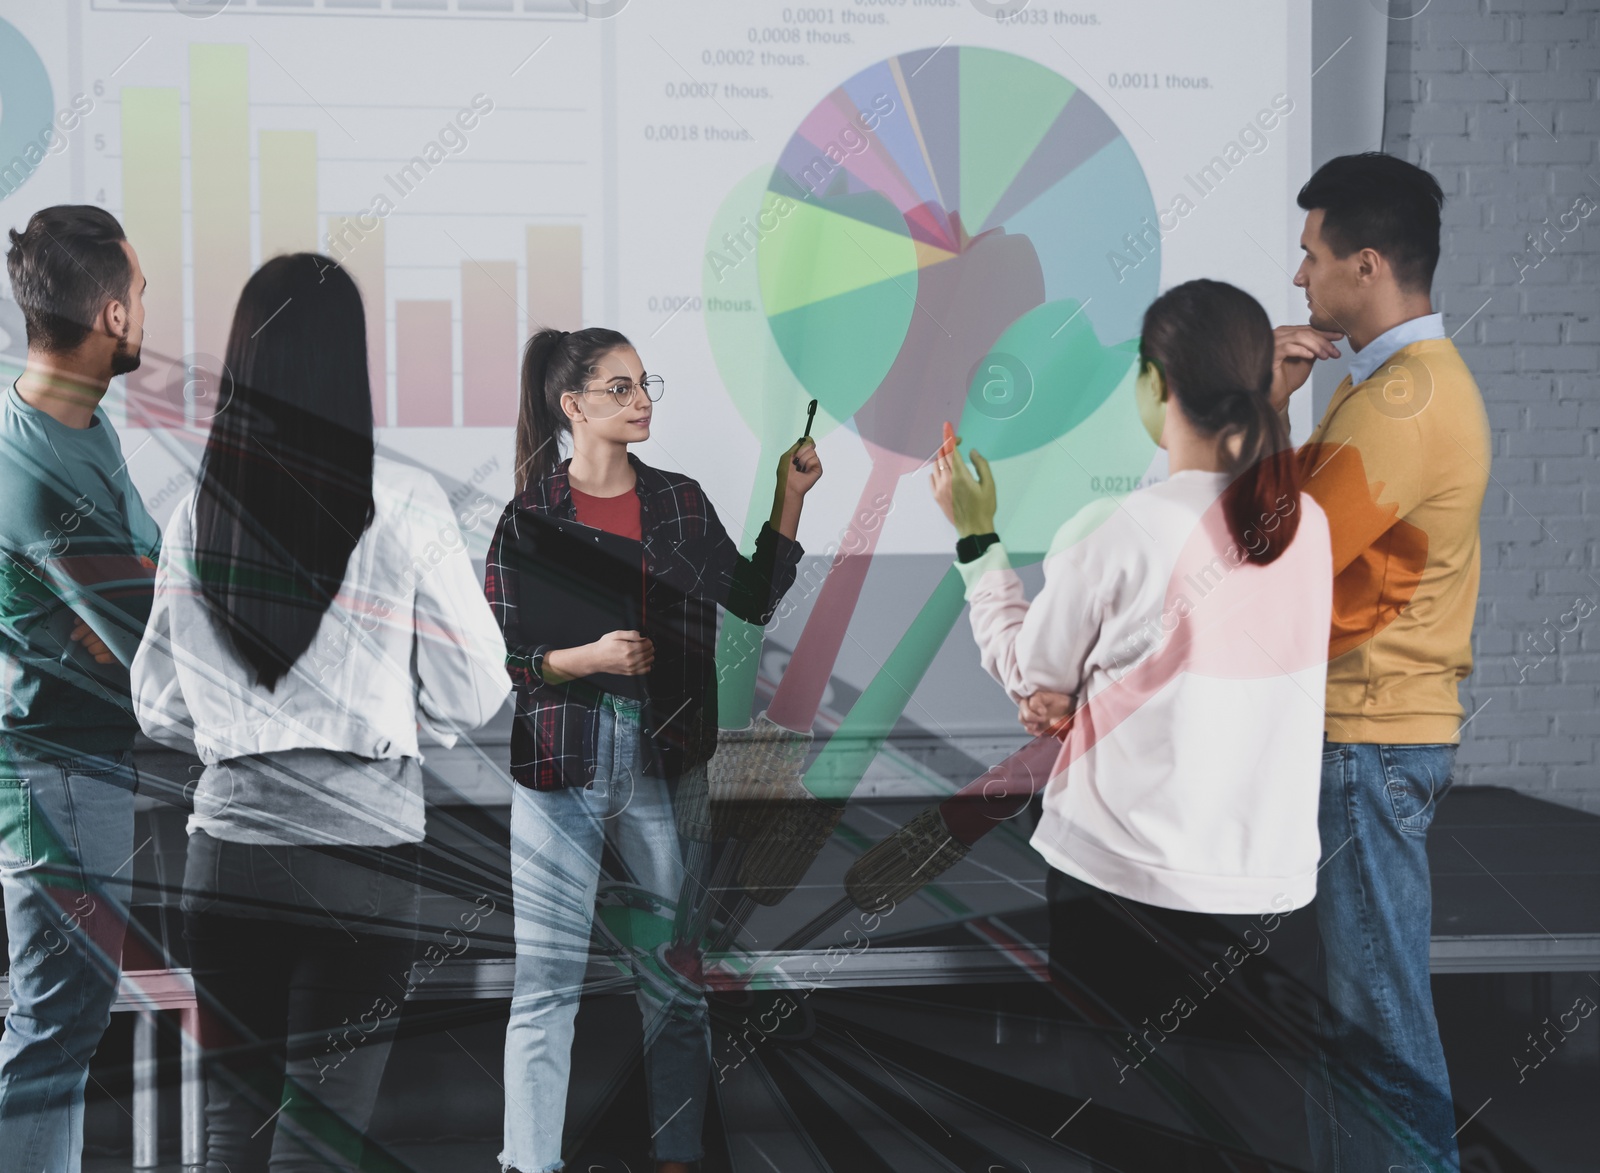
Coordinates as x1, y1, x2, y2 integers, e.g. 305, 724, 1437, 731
933, 279, 1336, 1165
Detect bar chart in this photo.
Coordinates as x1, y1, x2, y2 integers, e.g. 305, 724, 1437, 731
48, 0, 1310, 554
97, 21, 600, 435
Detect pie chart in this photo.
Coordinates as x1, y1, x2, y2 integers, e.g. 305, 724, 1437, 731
757, 45, 1161, 481
0, 17, 54, 206
703, 47, 1163, 732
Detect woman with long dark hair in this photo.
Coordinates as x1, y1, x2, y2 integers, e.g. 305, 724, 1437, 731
932, 279, 1336, 1163
485, 327, 821, 1173
132, 254, 509, 1171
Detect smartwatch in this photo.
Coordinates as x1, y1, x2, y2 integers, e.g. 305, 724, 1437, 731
957, 532, 1000, 564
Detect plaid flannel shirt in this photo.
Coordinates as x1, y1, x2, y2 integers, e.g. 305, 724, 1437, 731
484, 454, 802, 790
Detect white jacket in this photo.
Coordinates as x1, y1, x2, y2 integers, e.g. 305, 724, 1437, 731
960, 470, 1333, 914
132, 456, 510, 764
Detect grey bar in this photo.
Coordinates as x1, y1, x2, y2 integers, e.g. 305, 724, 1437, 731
1429, 934, 1600, 974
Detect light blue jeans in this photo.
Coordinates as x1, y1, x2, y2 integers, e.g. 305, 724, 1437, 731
0, 751, 136, 1173
500, 697, 710, 1173
1312, 741, 1459, 1173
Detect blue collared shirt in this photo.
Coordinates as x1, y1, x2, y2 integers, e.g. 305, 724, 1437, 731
1347, 312, 1445, 386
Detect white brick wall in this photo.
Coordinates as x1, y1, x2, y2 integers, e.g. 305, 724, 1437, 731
1383, 0, 1600, 811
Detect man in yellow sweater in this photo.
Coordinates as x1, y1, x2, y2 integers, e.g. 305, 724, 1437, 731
1272, 153, 1490, 1173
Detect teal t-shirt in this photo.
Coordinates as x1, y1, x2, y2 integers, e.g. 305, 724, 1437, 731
0, 382, 160, 762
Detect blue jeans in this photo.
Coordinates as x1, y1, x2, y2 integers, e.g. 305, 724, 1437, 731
1313, 741, 1459, 1173
501, 697, 710, 1173
0, 751, 136, 1173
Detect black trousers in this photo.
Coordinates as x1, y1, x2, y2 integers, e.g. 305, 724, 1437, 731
1046, 868, 1333, 1171
182, 832, 421, 1173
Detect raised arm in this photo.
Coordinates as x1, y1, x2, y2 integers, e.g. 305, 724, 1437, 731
935, 443, 1110, 705
692, 442, 817, 626
1298, 381, 1427, 579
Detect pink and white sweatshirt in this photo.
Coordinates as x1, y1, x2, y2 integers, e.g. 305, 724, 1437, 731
959, 469, 1333, 914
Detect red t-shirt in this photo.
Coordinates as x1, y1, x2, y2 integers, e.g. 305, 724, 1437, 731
570, 486, 642, 541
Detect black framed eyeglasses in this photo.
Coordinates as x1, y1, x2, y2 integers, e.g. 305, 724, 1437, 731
578, 374, 665, 410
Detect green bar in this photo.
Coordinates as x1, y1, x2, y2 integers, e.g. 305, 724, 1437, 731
119, 88, 184, 424
190, 44, 250, 361
259, 129, 317, 260
715, 466, 776, 728
714, 385, 812, 728
525, 224, 582, 334
803, 564, 968, 801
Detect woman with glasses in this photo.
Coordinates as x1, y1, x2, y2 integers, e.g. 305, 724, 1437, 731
485, 327, 821, 1173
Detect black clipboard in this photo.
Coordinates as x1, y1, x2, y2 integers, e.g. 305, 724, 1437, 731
510, 513, 649, 700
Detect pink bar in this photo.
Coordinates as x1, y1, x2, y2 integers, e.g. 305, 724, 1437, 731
461, 260, 518, 427
395, 300, 453, 427
328, 215, 387, 425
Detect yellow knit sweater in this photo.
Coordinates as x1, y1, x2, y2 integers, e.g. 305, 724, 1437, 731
1298, 338, 1491, 744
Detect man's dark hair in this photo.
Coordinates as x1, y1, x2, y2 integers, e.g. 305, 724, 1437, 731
1296, 153, 1444, 293
5, 205, 132, 353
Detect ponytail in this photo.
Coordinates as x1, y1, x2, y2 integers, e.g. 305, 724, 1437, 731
1138, 279, 1300, 566
513, 326, 632, 494
513, 330, 567, 493
1218, 392, 1301, 566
